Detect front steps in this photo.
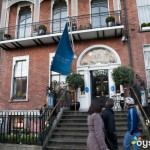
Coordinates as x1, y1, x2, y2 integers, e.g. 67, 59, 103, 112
44, 109, 147, 150
44, 111, 88, 150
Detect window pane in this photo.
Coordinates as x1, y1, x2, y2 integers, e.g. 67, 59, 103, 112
11, 116, 24, 129
91, 0, 108, 28
137, 0, 150, 25
52, 0, 67, 33
13, 77, 27, 99
14, 60, 27, 77
18, 6, 31, 38
144, 51, 150, 69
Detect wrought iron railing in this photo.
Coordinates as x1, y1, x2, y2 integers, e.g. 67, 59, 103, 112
0, 10, 122, 41
0, 109, 56, 145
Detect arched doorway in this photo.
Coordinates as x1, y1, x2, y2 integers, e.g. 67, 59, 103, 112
76, 45, 121, 110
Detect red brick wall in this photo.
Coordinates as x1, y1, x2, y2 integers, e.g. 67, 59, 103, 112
0, 36, 129, 110
40, 0, 51, 22
9, 4, 18, 27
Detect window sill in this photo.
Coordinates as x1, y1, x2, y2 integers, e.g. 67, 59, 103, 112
140, 27, 150, 32
9, 99, 29, 103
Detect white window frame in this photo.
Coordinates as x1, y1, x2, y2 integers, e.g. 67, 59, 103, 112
10, 55, 29, 102
143, 45, 150, 96
16, 2, 33, 38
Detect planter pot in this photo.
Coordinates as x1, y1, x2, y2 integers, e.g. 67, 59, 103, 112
70, 102, 80, 111
142, 27, 150, 31
120, 100, 124, 110
38, 29, 46, 35
107, 21, 115, 27
32, 32, 38, 37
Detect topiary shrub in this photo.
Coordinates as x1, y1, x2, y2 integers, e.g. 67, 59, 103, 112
112, 65, 134, 86
66, 72, 84, 89
105, 16, 115, 23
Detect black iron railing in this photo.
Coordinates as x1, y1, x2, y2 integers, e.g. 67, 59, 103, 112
0, 109, 56, 145
0, 10, 122, 41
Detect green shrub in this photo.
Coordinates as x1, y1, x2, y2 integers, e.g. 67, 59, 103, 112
66, 72, 84, 89
112, 65, 134, 86
105, 16, 115, 23
39, 25, 47, 31
141, 23, 147, 28
141, 22, 150, 28
147, 23, 150, 26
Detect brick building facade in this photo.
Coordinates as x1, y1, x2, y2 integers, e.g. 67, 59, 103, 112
0, 0, 149, 111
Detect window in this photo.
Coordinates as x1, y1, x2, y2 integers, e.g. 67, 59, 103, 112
80, 48, 117, 66
17, 6, 32, 38
143, 46, 150, 95
91, 0, 108, 28
52, 0, 67, 33
12, 116, 24, 129
136, 0, 150, 27
11, 56, 29, 101
50, 53, 67, 88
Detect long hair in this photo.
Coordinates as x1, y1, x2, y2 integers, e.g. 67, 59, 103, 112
88, 97, 105, 115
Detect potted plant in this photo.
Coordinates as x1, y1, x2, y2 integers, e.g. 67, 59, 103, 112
38, 24, 47, 35
66, 72, 84, 110
112, 65, 134, 96
105, 16, 115, 27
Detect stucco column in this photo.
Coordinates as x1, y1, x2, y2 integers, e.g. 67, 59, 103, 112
33, 0, 40, 22
71, 0, 78, 16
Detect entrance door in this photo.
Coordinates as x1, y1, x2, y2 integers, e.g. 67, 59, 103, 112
91, 70, 108, 98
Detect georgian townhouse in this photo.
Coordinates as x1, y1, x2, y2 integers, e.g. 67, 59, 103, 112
0, 0, 149, 111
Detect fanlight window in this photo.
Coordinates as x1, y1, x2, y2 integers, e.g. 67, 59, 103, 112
80, 48, 117, 65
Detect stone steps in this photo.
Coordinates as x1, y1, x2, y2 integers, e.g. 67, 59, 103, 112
44, 110, 147, 150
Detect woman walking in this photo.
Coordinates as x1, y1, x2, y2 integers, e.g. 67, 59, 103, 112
87, 97, 109, 150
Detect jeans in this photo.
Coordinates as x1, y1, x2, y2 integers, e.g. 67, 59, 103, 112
123, 131, 140, 150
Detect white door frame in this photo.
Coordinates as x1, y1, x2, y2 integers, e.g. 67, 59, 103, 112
76, 45, 121, 110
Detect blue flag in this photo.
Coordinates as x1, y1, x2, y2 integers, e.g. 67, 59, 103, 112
51, 23, 74, 75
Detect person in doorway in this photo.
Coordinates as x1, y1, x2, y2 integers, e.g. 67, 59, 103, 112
102, 98, 119, 150
87, 97, 109, 150
123, 97, 140, 150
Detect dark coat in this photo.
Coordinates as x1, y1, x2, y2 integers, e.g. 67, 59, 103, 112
102, 107, 118, 150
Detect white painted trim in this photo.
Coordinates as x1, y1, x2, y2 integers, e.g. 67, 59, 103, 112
7, 0, 35, 8
0, 1, 8, 28
15, 3, 33, 38
10, 55, 29, 102
76, 45, 121, 109
49, 53, 56, 87
143, 45, 150, 96
33, 0, 40, 22
76, 44, 121, 67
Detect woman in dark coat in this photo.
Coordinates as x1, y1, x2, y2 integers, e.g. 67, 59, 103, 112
87, 97, 109, 150
102, 98, 118, 150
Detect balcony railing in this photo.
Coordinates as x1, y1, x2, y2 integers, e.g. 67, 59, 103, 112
0, 11, 122, 41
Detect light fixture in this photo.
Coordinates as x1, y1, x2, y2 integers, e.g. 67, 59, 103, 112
121, 34, 128, 42
73, 54, 77, 59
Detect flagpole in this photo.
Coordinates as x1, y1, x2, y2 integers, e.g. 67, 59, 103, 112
68, 16, 77, 59
68, 17, 77, 111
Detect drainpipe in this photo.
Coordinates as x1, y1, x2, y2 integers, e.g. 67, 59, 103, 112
123, 0, 133, 67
